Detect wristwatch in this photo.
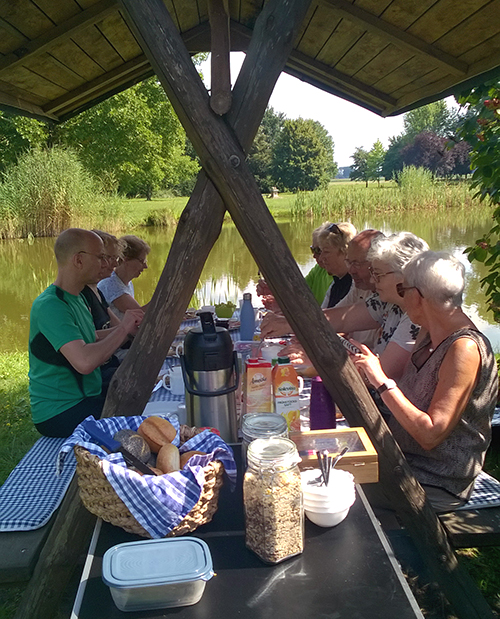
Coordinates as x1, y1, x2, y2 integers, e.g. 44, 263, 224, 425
376, 379, 397, 396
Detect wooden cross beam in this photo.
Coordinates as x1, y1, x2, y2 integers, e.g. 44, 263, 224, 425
115, 1, 494, 617
12, 3, 314, 618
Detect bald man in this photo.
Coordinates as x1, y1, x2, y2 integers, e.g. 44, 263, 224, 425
29, 228, 143, 437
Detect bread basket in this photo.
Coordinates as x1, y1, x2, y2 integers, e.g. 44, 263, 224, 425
74, 424, 225, 538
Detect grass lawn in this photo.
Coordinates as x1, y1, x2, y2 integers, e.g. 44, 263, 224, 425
1, 352, 499, 617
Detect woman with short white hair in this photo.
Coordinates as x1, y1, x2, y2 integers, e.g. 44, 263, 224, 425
352, 251, 498, 511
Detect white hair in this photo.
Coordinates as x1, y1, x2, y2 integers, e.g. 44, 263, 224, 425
404, 251, 465, 307
367, 231, 429, 274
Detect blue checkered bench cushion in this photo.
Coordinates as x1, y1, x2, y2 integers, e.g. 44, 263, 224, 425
0, 437, 75, 531
456, 470, 500, 510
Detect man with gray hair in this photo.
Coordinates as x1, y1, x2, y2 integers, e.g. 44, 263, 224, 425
29, 228, 143, 437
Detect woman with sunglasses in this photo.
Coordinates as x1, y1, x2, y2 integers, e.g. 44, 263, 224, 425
317, 222, 356, 308
305, 222, 340, 304
351, 251, 498, 511
262, 232, 427, 381
98, 234, 151, 319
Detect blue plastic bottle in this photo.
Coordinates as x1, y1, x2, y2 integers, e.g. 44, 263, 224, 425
239, 293, 255, 341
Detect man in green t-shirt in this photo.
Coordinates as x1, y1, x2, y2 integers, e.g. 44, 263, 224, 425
29, 228, 144, 437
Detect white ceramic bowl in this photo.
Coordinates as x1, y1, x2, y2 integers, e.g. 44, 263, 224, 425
305, 506, 350, 527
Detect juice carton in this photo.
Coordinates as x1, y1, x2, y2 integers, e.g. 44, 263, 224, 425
243, 358, 273, 415
272, 358, 301, 432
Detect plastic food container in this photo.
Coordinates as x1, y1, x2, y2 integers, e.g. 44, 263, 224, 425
102, 537, 214, 612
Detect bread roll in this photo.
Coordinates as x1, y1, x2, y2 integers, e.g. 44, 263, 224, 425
157, 443, 180, 474
138, 417, 176, 453
180, 450, 206, 469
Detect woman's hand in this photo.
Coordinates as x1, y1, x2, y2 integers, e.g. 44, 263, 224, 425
349, 339, 387, 389
260, 312, 292, 338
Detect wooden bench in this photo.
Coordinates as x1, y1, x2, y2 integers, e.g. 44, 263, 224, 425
439, 507, 500, 548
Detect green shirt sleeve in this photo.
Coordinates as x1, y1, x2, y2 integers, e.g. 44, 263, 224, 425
305, 264, 333, 305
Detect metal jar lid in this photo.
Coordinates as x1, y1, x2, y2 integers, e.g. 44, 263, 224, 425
241, 413, 288, 443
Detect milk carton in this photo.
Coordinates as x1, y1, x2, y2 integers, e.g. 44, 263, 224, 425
243, 358, 273, 415
272, 357, 301, 432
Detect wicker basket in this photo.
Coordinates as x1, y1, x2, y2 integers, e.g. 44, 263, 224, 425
74, 425, 225, 538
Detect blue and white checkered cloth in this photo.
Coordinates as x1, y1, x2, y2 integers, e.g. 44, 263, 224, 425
58, 414, 237, 538
457, 470, 500, 510
0, 437, 75, 531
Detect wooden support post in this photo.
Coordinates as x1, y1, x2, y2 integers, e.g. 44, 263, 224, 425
117, 1, 495, 617
208, 0, 232, 115
13, 3, 313, 618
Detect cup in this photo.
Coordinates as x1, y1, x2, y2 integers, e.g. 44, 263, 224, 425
309, 376, 336, 430
174, 342, 183, 357
162, 366, 185, 396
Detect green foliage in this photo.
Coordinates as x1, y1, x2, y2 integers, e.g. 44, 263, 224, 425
56, 78, 199, 198
349, 146, 370, 185
458, 80, 500, 322
272, 118, 331, 191
0, 112, 49, 174
403, 100, 458, 139
366, 139, 386, 184
0, 146, 124, 238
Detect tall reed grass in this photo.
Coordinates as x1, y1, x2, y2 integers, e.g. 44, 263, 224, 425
291, 167, 479, 219
0, 146, 126, 238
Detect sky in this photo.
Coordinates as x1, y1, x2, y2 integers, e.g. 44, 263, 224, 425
199, 52, 457, 168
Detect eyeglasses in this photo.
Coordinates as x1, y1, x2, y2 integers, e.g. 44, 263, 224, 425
104, 254, 120, 264
310, 246, 322, 256
368, 267, 395, 283
78, 250, 108, 262
345, 258, 368, 270
327, 223, 342, 235
134, 257, 148, 267
396, 283, 424, 299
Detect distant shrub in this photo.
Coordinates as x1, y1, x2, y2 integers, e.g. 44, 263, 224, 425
144, 208, 177, 227
0, 146, 124, 238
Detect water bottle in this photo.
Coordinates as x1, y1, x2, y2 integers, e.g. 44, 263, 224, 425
239, 293, 255, 341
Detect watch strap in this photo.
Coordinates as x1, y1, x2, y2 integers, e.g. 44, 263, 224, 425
376, 379, 396, 396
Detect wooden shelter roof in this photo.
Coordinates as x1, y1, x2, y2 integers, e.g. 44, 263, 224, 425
1, 0, 500, 123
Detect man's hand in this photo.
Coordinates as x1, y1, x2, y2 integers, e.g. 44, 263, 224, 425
260, 312, 292, 338
256, 278, 272, 297
261, 295, 281, 313
122, 308, 144, 337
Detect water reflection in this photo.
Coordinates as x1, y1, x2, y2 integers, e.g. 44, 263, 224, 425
1, 207, 499, 352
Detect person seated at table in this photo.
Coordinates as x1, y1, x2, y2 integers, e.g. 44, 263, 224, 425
261, 232, 428, 381
351, 251, 498, 511
98, 234, 151, 319
81, 230, 124, 384
305, 222, 335, 304
257, 222, 356, 312
81, 230, 123, 331
318, 222, 357, 308
29, 229, 144, 438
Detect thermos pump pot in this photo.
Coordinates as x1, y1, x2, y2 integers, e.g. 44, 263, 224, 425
180, 312, 239, 443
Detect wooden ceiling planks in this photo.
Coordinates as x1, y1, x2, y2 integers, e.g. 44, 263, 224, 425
0, 0, 498, 121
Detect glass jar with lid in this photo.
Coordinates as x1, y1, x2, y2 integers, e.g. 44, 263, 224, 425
243, 437, 303, 564
241, 413, 288, 468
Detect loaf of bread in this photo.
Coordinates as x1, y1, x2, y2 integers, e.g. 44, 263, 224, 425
157, 443, 180, 474
138, 417, 176, 453
180, 450, 206, 469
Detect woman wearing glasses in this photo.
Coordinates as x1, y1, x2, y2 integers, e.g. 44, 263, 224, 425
317, 222, 356, 308
98, 234, 151, 319
351, 251, 498, 511
304, 222, 336, 304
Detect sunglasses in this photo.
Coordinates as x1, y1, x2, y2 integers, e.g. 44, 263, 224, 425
396, 283, 424, 299
310, 246, 322, 256
327, 223, 342, 235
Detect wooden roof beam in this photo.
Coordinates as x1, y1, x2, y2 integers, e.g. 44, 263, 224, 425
208, 0, 232, 114
0, 87, 57, 121
318, 0, 468, 76
0, 0, 118, 76
42, 54, 149, 116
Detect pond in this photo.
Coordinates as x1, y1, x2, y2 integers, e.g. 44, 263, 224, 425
1, 206, 500, 353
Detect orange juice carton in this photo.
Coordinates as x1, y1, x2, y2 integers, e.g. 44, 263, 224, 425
272, 358, 303, 432
243, 358, 273, 415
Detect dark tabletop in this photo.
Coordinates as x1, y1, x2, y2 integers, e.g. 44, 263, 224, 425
74, 446, 423, 619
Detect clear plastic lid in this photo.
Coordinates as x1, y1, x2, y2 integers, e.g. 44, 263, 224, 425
242, 413, 288, 443
247, 437, 300, 470
102, 538, 214, 589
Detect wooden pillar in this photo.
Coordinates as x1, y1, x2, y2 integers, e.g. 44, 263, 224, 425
13, 4, 313, 619
117, 1, 495, 617
208, 0, 232, 115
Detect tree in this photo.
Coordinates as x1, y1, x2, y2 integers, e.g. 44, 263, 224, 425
349, 147, 370, 186
366, 139, 386, 185
247, 107, 285, 192
457, 80, 500, 321
403, 100, 458, 139
399, 132, 453, 177
56, 78, 199, 198
0, 112, 49, 174
272, 118, 335, 191
382, 133, 410, 179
